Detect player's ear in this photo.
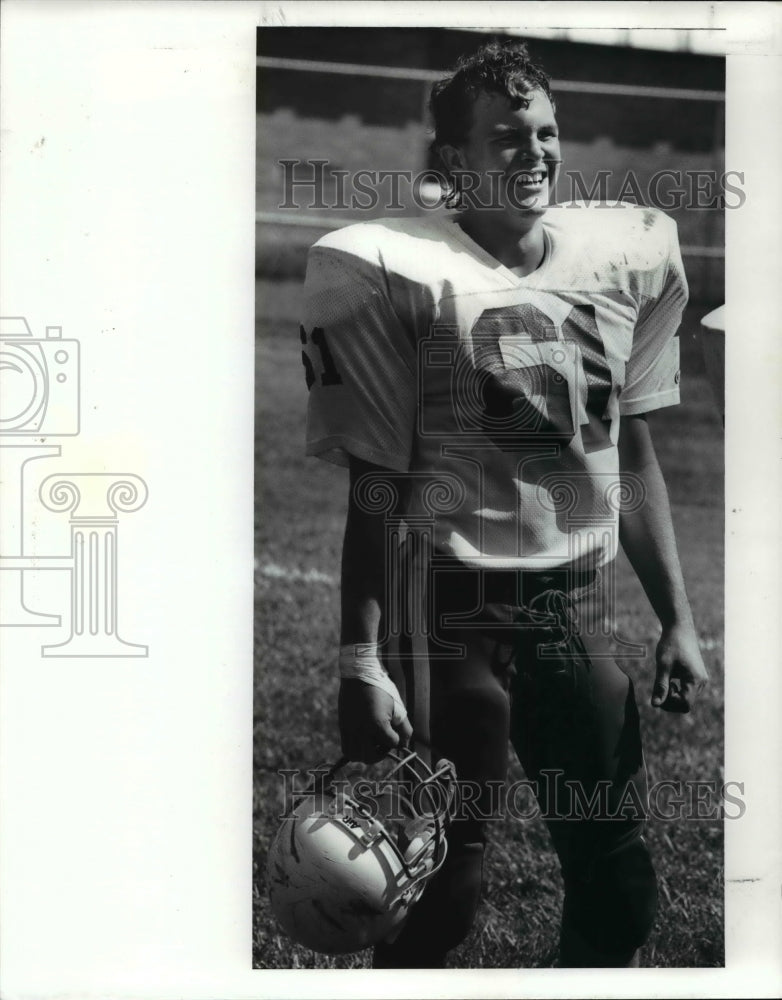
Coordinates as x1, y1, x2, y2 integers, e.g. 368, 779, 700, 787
437, 144, 467, 175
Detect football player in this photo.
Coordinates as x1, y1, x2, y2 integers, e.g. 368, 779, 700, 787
299, 39, 709, 968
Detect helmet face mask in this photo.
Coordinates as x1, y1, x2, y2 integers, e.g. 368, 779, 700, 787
267, 749, 457, 955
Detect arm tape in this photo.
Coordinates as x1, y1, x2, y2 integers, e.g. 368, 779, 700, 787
338, 644, 408, 726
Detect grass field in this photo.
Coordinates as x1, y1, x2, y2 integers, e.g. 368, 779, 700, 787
252, 275, 725, 969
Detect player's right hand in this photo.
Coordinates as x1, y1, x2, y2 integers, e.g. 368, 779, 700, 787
338, 678, 413, 763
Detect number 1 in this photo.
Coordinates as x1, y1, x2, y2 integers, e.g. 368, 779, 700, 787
300, 325, 343, 389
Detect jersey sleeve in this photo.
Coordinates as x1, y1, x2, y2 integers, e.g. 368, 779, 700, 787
301, 240, 418, 471
619, 221, 688, 416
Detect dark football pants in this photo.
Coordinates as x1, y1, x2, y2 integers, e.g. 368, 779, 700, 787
373, 563, 657, 968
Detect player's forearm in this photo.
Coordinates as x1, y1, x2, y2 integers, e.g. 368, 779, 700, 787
618, 417, 695, 631
619, 479, 694, 630
340, 503, 387, 646
340, 457, 394, 647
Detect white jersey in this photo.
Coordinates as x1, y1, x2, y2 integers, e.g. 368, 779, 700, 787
302, 205, 687, 570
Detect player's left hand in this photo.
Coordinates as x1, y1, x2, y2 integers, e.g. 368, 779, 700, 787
652, 622, 709, 713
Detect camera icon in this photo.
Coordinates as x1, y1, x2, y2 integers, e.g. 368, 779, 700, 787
0, 317, 80, 436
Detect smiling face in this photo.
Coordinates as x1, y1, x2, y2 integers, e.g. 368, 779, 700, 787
446, 88, 561, 230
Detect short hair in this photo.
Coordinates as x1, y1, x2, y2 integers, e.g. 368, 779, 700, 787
429, 39, 555, 152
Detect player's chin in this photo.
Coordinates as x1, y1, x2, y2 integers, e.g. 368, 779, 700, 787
514, 201, 550, 217
503, 188, 551, 219
499, 200, 550, 227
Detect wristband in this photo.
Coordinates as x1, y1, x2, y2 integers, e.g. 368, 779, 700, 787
338, 644, 408, 726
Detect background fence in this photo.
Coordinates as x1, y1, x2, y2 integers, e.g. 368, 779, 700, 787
256, 28, 725, 303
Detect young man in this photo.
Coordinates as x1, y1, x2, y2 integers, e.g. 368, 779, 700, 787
300, 40, 708, 968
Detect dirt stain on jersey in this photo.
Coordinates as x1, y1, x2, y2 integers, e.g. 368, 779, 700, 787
641, 208, 657, 231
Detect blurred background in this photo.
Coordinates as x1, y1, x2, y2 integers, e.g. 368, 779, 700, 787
256, 26, 724, 302
254, 28, 725, 969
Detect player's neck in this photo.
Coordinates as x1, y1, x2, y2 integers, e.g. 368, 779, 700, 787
458, 211, 546, 275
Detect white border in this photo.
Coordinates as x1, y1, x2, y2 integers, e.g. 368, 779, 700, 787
1, 1, 780, 998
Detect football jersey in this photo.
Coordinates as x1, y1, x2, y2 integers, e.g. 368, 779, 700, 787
301, 204, 687, 570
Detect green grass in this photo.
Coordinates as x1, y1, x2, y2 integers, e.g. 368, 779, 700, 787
253, 278, 725, 968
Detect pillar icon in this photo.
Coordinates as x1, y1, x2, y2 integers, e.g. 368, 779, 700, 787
39, 473, 149, 657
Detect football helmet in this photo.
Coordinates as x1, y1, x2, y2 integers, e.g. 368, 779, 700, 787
267, 749, 457, 954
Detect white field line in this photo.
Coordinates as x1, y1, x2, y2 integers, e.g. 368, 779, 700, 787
256, 560, 336, 585
254, 559, 723, 650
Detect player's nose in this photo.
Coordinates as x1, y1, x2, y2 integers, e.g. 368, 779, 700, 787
512, 140, 545, 167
